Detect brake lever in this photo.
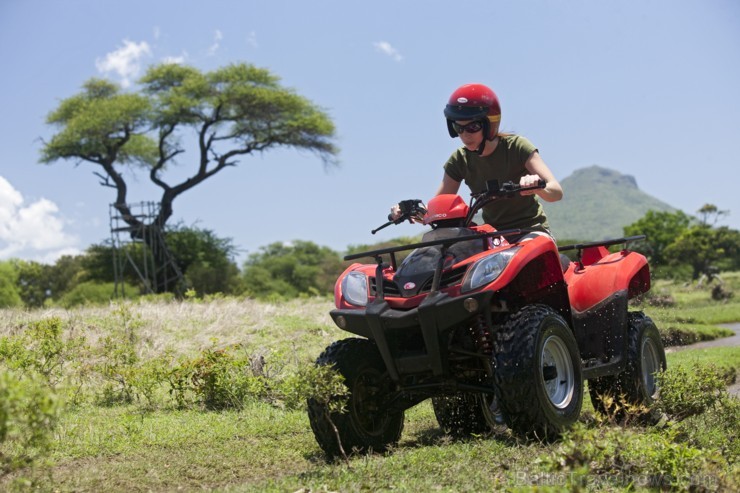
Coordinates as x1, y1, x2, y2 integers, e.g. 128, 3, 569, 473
372, 199, 427, 234
371, 220, 394, 235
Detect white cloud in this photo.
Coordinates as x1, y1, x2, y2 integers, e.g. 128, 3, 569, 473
208, 29, 223, 55
247, 31, 258, 48
0, 176, 80, 263
162, 53, 188, 65
96, 39, 152, 87
374, 41, 403, 62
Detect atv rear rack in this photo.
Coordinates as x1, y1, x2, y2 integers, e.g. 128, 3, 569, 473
558, 235, 646, 268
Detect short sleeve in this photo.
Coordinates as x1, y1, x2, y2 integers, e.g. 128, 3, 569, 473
511, 135, 538, 164
443, 148, 466, 183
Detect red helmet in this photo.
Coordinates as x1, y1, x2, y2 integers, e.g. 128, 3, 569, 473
444, 83, 501, 139
423, 194, 469, 225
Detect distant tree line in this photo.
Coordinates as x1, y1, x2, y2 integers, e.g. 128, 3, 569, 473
622, 204, 740, 280
0, 206, 737, 309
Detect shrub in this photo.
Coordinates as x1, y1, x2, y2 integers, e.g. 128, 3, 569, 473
0, 317, 85, 390
656, 364, 728, 420
541, 424, 717, 491
165, 344, 348, 412
277, 363, 348, 412
168, 345, 270, 410
0, 262, 22, 309
95, 304, 144, 405
0, 370, 59, 476
57, 281, 138, 308
671, 390, 740, 465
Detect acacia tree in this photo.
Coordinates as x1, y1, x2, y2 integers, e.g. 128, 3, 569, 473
41, 63, 338, 292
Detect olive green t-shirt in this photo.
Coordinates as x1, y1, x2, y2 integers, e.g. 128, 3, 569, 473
443, 135, 550, 233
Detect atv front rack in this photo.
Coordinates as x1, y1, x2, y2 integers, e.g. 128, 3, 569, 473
345, 229, 522, 297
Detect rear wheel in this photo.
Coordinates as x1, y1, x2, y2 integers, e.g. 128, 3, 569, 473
307, 338, 404, 458
589, 312, 667, 423
494, 305, 583, 439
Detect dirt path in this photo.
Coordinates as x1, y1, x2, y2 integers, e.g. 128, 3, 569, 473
666, 323, 740, 397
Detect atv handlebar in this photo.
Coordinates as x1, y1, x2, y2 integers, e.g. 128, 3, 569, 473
374, 180, 546, 234
470, 179, 546, 200
464, 179, 546, 225
372, 199, 427, 234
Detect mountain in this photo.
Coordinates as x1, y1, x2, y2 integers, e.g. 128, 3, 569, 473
542, 165, 675, 241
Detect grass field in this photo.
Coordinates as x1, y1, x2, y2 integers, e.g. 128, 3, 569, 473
0, 274, 738, 491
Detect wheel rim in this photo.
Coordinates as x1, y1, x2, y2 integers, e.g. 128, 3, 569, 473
541, 334, 575, 409
479, 393, 505, 428
641, 337, 661, 398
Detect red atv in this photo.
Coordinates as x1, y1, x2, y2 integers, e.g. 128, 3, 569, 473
308, 180, 667, 458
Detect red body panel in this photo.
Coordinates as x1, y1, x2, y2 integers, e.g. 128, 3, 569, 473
565, 247, 650, 313
423, 194, 469, 224
334, 234, 563, 310
334, 222, 650, 315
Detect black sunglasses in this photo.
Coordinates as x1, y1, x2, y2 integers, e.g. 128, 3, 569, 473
452, 121, 483, 134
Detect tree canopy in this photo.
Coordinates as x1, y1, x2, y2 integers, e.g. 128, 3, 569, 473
42, 63, 338, 229
624, 206, 740, 280
41, 62, 338, 292
242, 241, 344, 298
623, 210, 692, 266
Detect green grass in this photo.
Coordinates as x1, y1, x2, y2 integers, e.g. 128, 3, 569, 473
668, 346, 740, 369
1, 274, 739, 492
635, 271, 740, 345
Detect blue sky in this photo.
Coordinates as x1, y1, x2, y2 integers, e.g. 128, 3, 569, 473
1, 0, 739, 264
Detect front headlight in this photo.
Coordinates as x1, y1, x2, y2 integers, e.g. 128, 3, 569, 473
461, 247, 521, 293
341, 271, 368, 306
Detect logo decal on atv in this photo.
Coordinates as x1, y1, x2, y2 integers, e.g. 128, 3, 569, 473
404, 282, 416, 290
457, 97, 468, 103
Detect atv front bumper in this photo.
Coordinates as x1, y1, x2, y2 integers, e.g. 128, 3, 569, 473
330, 290, 496, 382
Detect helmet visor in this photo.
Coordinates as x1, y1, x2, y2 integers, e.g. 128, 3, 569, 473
444, 104, 489, 120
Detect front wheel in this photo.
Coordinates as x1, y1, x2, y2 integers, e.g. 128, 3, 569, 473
494, 305, 583, 440
307, 338, 404, 458
589, 312, 667, 423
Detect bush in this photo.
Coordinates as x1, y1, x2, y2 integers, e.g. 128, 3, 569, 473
57, 281, 138, 308
656, 364, 729, 420
241, 241, 343, 299
0, 262, 22, 309
94, 303, 144, 405
541, 424, 718, 491
277, 364, 348, 412
677, 395, 740, 463
0, 370, 59, 476
166, 344, 348, 412
0, 317, 85, 390
168, 345, 270, 410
